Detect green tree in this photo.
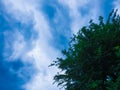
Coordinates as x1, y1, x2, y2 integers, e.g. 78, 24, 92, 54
51, 9, 120, 90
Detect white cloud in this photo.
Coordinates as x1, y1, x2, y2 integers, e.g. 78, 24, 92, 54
24, 68, 60, 90
3, 0, 61, 90
113, 0, 120, 14
25, 39, 62, 90
58, 0, 101, 34
4, 30, 26, 60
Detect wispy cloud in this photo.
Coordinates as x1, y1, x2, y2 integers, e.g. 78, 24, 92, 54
4, 30, 26, 60
113, 0, 120, 14
58, 0, 101, 34
3, 0, 61, 90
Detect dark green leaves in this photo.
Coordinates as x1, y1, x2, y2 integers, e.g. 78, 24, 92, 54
51, 10, 120, 90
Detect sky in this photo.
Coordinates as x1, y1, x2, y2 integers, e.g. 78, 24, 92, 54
0, 0, 120, 90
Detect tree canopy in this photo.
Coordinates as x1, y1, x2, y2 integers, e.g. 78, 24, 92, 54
51, 9, 120, 90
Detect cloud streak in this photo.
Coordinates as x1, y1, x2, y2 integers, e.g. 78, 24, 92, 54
3, 0, 61, 90
58, 0, 101, 34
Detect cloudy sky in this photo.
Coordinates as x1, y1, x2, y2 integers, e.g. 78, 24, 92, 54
0, 0, 120, 90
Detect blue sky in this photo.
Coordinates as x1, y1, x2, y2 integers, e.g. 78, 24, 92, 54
0, 0, 120, 90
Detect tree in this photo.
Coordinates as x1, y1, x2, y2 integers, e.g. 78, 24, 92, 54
51, 9, 120, 90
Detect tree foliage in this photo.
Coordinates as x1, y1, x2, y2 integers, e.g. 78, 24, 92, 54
51, 9, 120, 90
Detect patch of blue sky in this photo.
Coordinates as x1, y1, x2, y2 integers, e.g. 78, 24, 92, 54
0, 45, 33, 89
78, 2, 94, 17
0, 7, 12, 31
0, 29, 4, 53
0, 59, 25, 90
0, 5, 12, 58
100, 0, 114, 21
15, 20, 38, 42
43, 3, 56, 19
